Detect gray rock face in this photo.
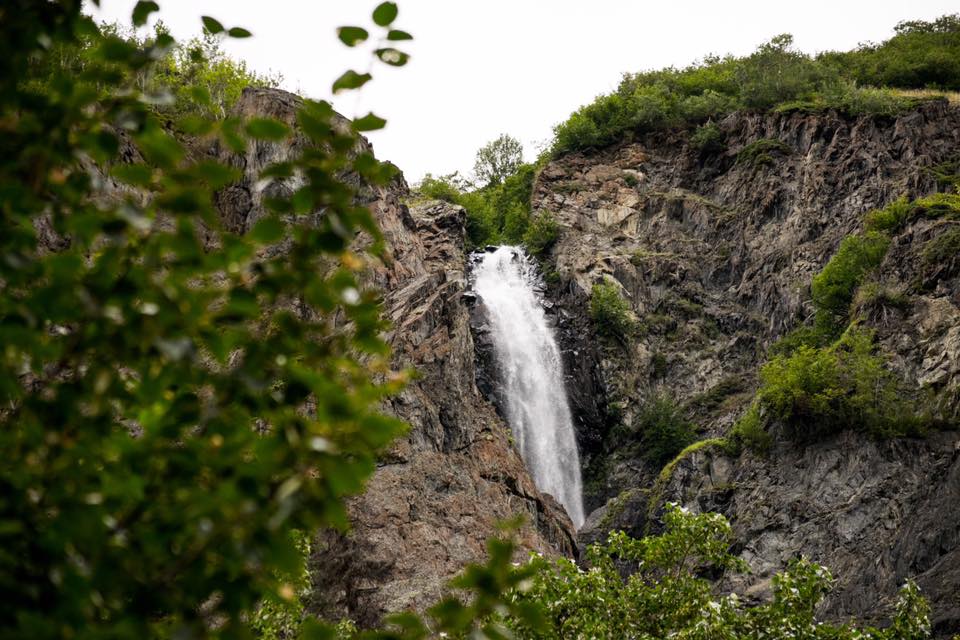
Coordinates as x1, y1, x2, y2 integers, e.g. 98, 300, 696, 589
306, 197, 575, 626
533, 102, 960, 635
654, 433, 960, 636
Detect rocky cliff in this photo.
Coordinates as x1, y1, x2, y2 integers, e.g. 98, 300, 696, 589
211, 88, 576, 626
532, 101, 960, 635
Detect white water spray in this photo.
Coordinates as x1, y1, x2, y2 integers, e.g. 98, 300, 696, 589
473, 246, 585, 528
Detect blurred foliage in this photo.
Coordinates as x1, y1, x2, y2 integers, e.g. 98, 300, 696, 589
0, 1, 413, 637
25, 19, 282, 123
551, 17, 960, 155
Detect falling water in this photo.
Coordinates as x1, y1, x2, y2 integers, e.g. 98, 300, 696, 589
473, 246, 585, 528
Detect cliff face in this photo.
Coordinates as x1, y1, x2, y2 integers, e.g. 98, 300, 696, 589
532, 102, 960, 635
213, 89, 575, 626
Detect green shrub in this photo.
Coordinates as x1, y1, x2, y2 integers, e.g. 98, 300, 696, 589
632, 395, 696, 467
865, 196, 913, 233
768, 324, 833, 357
736, 138, 793, 167
756, 329, 923, 440
690, 122, 726, 154
818, 15, 960, 90
913, 192, 960, 220
927, 158, 960, 191
727, 403, 773, 453
549, 15, 960, 157
521, 211, 560, 257
418, 172, 463, 203
838, 85, 912, 116
735, 34, 830, 109
507, 504, 931, 640
421, 163, 537, 249
590, 279, 637, 342
811, 231, 891, 335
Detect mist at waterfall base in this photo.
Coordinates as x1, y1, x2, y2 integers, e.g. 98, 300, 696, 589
473, 246, 585, 528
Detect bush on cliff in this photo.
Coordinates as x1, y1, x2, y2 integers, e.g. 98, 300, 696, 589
522, 211, 561, 257
416, 161, 538, 249
632, 395, 696, 467
590, 279, 637, 343
757, 329, 924, 440
811, 230, 891, 336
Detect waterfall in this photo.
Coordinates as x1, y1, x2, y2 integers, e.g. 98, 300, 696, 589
473, 246, 585, 528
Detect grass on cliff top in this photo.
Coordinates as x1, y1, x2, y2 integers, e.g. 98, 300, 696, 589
551, 15, 960, 156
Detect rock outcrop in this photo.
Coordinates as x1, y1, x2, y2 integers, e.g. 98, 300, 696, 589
532, 101, 960, 635
211, 88, 575, 626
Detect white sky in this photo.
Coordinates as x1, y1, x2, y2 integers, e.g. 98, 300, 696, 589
87, 1, 958, 182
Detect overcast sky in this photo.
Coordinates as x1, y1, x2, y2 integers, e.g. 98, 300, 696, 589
87, 1, 958, 182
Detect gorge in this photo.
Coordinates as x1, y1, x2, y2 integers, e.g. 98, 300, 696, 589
7, 6, 960, 638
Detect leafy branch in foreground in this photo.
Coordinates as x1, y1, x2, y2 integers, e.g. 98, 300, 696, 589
0, 1, 410, 637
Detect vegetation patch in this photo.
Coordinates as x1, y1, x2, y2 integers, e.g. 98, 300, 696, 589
417, 136, 540, 249
599, 488, 638, 528
736, 138, 793, 167
690, 122, 726, 154
726, 403, 773, 453
632, 395, 696, 467
521, 211, 561, 257
811, 230, 890, 337
512, 504, 932, 639
550, 16, 960, 156
590, 279, 637, 343
684, 375, 750, 416
757, 328, 926, 441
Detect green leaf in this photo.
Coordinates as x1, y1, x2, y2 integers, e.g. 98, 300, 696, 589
245, 117, 290, 141
386, 29, 413, 41
332, 70, 372, 94
372, 2, 399, 26
374, 47, 409, 67
131, 1, 159, 27
352, 113, 387, 132
201, 16, 224, 34
337, 26, 368, 47
110, 164, 153, 188
193, 161, 241, 189
227, 27, 252, 38
249, 217, 285, 244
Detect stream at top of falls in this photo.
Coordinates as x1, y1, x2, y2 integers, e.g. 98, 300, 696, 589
472, 246, 585, 528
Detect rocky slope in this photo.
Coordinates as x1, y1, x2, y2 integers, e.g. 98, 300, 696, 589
532, 101, 960, 635
212, 88, 576, 626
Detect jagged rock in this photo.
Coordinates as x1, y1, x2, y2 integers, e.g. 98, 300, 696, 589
202, 88, 575, 625
535, 102, 960, 636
